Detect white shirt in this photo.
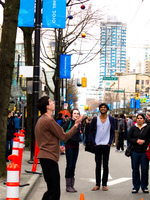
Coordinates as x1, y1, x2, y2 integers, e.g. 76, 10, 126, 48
95, 115, 111, 145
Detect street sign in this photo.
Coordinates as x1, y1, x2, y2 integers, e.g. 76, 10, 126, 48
103, 77, 118, 81
114, 90, 124, 93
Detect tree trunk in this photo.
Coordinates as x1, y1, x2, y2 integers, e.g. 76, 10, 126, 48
0, 0, 20, 177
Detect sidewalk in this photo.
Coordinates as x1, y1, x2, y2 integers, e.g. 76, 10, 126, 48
0, 150, 42, 200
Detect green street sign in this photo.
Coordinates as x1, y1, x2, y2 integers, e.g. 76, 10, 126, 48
114, 90, 124, 93
103, 77, 118, 81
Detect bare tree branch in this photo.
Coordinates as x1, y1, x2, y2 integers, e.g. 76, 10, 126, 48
42, 68, 54, 94
0, 0, 5, 8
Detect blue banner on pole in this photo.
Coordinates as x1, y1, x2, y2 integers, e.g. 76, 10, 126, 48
136, 99, 140, 109
130, 98, 135, 109
18, 0, 35, 27
42, 0, 66, 28
60, 54, 71, 79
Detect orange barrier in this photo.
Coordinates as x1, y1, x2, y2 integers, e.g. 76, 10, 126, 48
31, 140, 40, 172
18, 131, 25, 178
25, 140, 41, 174
12, 133, 20, 156
6, 155, 20, 200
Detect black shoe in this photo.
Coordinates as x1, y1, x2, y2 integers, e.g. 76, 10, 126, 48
132, 188, 138, 193
142, 188, 149, 193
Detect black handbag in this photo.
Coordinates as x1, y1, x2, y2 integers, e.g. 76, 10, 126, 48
125, 144, 133, 157
85, 142, 95, 154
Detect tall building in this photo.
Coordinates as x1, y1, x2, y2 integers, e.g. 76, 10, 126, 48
99, 17, 127, 101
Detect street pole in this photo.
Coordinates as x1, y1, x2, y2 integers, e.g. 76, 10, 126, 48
55, 28, 61, 120
123, 89, 125, 114
17, 54, 20, 84
66, 79, 67, 102
31, 0, 41, 161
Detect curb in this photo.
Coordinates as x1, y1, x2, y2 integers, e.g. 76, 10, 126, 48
20, 173, 41, 200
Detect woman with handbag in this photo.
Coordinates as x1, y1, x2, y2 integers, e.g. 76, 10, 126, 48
63, 108, 81, 193
127, 113, 150, 194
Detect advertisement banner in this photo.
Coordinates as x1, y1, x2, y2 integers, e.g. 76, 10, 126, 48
42, 0, 66, 28
18, 0, 35, 27
60, 54, 71, 79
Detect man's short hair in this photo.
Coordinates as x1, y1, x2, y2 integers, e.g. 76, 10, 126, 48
36, 96, 50, 115
99, 103, 109, 111
146, 112, 150, 116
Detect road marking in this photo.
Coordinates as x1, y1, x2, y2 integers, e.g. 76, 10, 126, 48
80, 177, 132, 186
107, 178, 132, 186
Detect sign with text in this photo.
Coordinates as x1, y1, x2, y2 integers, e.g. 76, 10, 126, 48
42, 0, 66, 28
60, 54, 71, 79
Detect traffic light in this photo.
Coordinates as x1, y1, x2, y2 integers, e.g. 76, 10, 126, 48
81, 77, 87, 87
135, 93, 139, 100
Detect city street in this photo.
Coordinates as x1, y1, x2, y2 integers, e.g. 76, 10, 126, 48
26, 143, 150, 200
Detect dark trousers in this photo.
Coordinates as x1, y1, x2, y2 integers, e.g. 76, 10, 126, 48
65, 146, 79, 178
40, 158, 60, 200
6, 139, 13, 160
117, 132, 124, 151
94, 145, 110, 187
131, 151, 149, 190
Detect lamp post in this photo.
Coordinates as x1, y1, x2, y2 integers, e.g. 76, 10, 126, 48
31, 0, 41, 161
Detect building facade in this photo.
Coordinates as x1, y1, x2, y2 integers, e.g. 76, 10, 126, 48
99, 17, 127, 101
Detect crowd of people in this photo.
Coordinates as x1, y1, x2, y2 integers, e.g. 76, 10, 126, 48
7, 95, 150, 200
34, 95, 150, 200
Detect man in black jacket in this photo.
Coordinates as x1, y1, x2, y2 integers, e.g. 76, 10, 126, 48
90, 103, 115, 191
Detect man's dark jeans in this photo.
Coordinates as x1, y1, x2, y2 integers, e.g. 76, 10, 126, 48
131, 151, 149, 190
94, 145, 110, 187
40, 158, 60, 200
65, 146, 79, 178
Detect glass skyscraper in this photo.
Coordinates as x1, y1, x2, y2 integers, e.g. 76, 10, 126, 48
99, 18, 127, 101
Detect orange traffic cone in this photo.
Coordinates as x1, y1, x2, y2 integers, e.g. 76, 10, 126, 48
80, 193, 85, 200
141, 199, 144, 200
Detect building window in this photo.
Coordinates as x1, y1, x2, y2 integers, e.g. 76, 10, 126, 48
136, 80, 139, 84
146, 80, 149, 85
141, 80, 144, 85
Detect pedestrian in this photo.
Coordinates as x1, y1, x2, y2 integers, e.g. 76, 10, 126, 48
6, 110, 15, 162
14, 113, 20, 132
90, 103, 115, 191
133, 116, 136, 125
35, 96, 84, 200
126, 115, 133, 146
145, 111, 150, 126
116, 113, 125, 152
62, 108, 81, 193
127, 113, 150, 194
